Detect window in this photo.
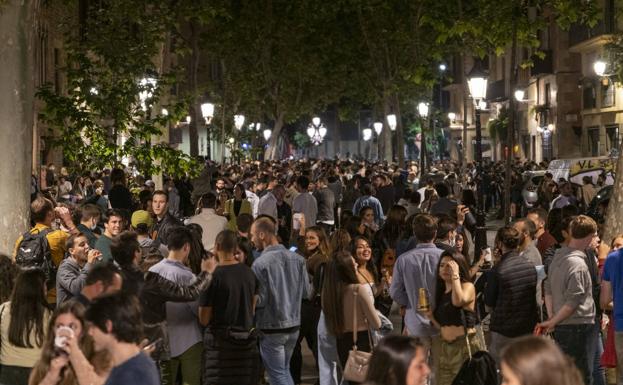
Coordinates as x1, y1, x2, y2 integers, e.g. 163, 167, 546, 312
602, 81, 615, 108
545, 83, 551, 105
588, 127, 600, 156
606, 125, 619, 152
583, 85, 596, 109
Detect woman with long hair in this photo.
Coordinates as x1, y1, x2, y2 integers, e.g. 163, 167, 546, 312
29, 301, 110, 385
224, 184, 252, 231
352, 237, 379, 291
360, 206, 379, 233
234, 236, 254, 267
365, 336, 430, 385
500, 335, 583, 385
0, 269, 52, 385
421, 251, 483, 385
322, 251, 381, 384
291, 226, 330, 384
0, 254, 18, 304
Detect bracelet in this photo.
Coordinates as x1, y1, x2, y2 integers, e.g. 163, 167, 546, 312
452, 274, 460, 281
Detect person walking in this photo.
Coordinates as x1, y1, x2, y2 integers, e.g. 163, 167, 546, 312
251, 217, 312, 385
199, 230, 260, 385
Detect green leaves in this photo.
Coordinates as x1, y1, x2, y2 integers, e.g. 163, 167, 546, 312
37, 0, 199, 178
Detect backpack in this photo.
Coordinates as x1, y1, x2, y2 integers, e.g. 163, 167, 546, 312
15, 228, 56, 287
451, 351, 499, 385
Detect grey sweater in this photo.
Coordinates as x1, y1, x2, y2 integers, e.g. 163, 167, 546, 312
56, 257, 92, 306
544, 246, 595, 325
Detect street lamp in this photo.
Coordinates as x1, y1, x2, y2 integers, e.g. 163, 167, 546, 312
417, 102, 429, 118
448, 112, 456, 123
263, 129, 272, 141
418, 102, 430, 172
362, 128, 373, 141
594, 60, 607, 77
200, 102, 215, 160
386, 114, 397, 131
201, 103, 215, 124
307, 116, 327, 146
514, 89, 526, 102
439, 63, 447, 72
373, 122, 383, 136
234, 114, 245, 130
467, 58, 489, 258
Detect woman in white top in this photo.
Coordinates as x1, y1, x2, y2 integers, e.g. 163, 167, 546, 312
0, 269, 52, 385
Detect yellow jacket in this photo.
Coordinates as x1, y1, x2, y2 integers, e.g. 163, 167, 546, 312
224, 199, 252, 231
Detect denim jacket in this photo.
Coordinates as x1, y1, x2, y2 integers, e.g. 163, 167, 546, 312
252, 244, 312, 330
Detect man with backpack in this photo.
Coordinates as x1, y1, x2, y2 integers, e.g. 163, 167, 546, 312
13, 195, 80, 304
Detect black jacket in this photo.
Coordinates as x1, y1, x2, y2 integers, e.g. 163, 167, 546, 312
485, 251, 538, 337
152, 212, 181, 246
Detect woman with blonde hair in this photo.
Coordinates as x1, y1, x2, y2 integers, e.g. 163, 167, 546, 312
500, 335, 583, 385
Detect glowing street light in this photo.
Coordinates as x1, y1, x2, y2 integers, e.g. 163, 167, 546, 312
594, 60, 607, 77
263, 129, 272, 141
307, 116, 327, 145
201, 103, 215, 124
386, 114, 397, 131
514, 89, 526, 102
362, 128, 373, 141
234, 114, 246, 130
417, 102, 429, 118
373, 122, 383, 136
448, 112, 456, 122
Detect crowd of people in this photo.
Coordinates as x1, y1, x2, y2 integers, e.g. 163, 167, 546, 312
0, 156, 619, 385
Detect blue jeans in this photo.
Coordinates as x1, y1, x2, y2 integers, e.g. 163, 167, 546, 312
593, 323, 605, 385
260, 330, 299, 385
554, 323, 598, 385
317, 311, 340, 385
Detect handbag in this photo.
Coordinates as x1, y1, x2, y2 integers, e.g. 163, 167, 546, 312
343, 288, 373, 383
601, 319, 617, 368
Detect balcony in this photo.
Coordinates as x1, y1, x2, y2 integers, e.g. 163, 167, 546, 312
569, 2, 615, 49
487, 79, 506, 102
530, 50, 552, 77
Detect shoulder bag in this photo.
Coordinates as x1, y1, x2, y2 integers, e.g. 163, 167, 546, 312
343, 288, 373, 383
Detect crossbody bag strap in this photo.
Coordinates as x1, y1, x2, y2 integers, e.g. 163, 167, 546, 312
460, 308, 472, 360
352, 287, 358, 350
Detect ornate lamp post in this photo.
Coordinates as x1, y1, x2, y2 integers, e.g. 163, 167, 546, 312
200, 102, 215, 159
418, 102, 429, 173
307, 116, 328, 146
467, 59, 489, 258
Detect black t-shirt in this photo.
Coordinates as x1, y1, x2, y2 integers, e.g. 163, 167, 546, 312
199, 263, 259, 329
104, 352, 159, 385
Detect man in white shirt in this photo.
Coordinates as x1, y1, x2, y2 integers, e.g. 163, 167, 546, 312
188, 192, 227, 251
245, 180, 260, 218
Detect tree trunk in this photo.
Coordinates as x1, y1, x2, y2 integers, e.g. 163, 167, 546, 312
393, 93, 405, 168
187, 19, 200, 157
0, 0, 37, 254
266, 113, 285, 160
504, 5, 519, 224
603, 151, 623, 245
382, 113, 392, 163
